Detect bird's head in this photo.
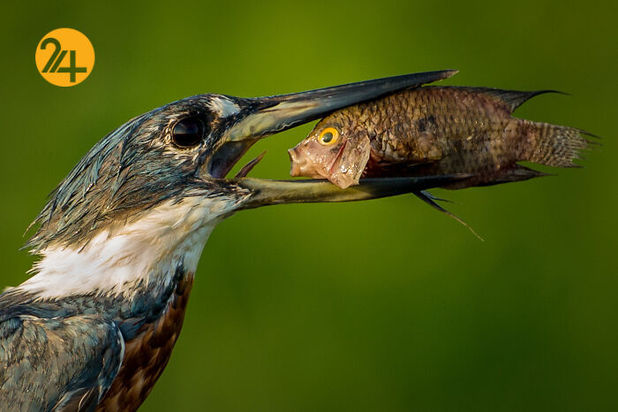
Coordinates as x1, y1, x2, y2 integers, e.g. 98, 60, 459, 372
21, 71, 459, 295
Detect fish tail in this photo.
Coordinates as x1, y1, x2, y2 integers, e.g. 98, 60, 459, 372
523, 121, 592, 167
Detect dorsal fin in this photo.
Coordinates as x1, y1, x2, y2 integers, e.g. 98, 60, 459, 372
466, 88, 565, 112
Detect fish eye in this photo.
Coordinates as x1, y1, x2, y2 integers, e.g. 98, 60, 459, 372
171, 117, 206, 148
318, 127, 339, 145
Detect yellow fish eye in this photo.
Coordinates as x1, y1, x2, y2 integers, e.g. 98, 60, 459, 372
318, 127, 339, 145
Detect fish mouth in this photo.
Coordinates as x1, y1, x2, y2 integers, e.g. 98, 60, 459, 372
287, 146, 324, 179
205, 70, 461, 206
287, 147, 304, 177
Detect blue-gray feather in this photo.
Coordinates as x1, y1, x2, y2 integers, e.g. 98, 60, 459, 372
25, 96, 238, 252
0, 311, 123, 411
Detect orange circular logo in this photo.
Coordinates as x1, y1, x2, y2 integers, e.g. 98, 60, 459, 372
35, 28, 95, 87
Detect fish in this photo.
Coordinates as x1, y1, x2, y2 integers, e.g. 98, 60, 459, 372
289, 86, 591, 188
288, 86, 592, 237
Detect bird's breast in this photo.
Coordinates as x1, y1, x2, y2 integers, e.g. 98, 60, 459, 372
95, 273, 194, 412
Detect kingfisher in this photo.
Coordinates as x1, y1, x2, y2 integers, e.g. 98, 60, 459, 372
0, 71, 458, 411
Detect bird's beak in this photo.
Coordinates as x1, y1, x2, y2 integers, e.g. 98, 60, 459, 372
225, 70, 457, 142
207, 70, 457, 179
234, 176, 465, 210
207, 70, 460, 206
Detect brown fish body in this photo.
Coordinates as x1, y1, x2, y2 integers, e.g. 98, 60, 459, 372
289, 86, 589, 189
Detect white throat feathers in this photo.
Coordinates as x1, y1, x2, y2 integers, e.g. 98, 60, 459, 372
19, 196, 238, 299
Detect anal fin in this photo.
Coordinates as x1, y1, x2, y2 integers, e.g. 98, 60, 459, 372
477, 164, 550, 187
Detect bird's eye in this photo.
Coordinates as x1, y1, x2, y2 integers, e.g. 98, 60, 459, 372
318, 127, 339, 145
171, 117, 206, 148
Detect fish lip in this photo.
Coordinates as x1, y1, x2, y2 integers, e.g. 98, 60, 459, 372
288, 148, 302, 176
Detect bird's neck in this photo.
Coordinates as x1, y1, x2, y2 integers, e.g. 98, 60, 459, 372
18, 198, 221, 304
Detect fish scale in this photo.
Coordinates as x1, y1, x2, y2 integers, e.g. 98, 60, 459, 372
371, 89, 505, 167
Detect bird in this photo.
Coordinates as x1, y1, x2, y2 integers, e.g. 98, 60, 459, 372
0, 71, 460, 411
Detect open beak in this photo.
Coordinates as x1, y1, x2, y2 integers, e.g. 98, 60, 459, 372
207, 70, 459, 207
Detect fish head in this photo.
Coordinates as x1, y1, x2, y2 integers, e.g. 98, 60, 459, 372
288, 116, 371, 189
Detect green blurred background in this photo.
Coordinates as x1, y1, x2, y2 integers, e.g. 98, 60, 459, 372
2, 0, 617, 410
